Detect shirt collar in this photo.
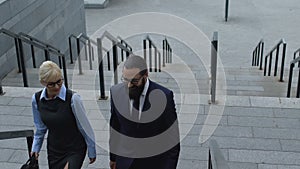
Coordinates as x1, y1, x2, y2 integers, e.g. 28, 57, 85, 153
141, 78, 149, 96
40, 84, 66, 101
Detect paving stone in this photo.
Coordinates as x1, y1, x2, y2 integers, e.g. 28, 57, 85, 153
250, 97, 281, 108
0, 105, 25, 116
0, 114, 34, 127
228, 116, 275, 128
179, 146, 209, 160
226, 85, 265, 92
280, 140, 300, 152
228, 162, 258, 169
0, 149, 15, 162
273, 108, 300, 119
209, 136, 280, 151
230, 149, 300, 165
253, 127, 300, 140
224, 106, 274, 117
0, 162, 25, 169
177, 159, 207, 169
0, 138, 30, 150
212, 126, 253, 138
273, 118, 300, 129
225, 95, 251, 107
8, 97, 32, 107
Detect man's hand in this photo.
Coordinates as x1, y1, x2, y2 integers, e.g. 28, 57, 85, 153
110, 161, 116, 169
89, 157, 96, 164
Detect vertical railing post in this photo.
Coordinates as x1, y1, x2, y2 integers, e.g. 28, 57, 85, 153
0, 78, 5, 95
88, 40, 93, 70
297, 68, 300, 98
18, 38, 28, 87
264, 56, 268, 76
92, 47, 95, 61
158, 52, 161, 72
256, 47, 259, 66
120, 40, 124, 61
162, 39, 166, 67
170, 48, 172, 63
58, 50, 62, 69
30, 38, 36, 68
76, 37, 83, 75
44, 46, 50, 61
287, 64, 294, 98
225, 0, 229, 22
154, 47, 158, 72
166, 42, 169, 63
279, 43, 287, 82
26, 136, 33, 158
107, 51, 111, 71
84, 42, 88, 61
14, 38, 22, 73
268, 53, 272, 76
208, 150, 212, 169
68, 37, 74, 64
252, 50, 256, 66
211, 32, 218, 104
149, 40, 152, 72
259, 42, 264, 70
143, 39, 147, 61
62, 56, 68, 88
274, 45, 280, 76
97, 38, 107, 100
112, 42, 118, 84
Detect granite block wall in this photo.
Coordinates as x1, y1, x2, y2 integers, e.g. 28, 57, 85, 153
0, 0, 86, 78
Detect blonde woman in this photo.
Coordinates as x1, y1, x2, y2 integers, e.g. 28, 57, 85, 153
31, 61, 96, 169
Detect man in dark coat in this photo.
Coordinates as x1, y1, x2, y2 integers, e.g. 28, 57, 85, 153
109, 55, 180, 169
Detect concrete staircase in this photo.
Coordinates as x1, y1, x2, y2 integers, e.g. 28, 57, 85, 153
1, 37, 300, 169
2, 57, 298, 98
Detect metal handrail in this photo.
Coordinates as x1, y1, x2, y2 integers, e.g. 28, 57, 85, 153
0, 28, 68, 88
1, 28, 23, 72
18, 34, 68, 87
263, 39, 287, 82
252, 39, 264, 70
163, 37, 172, 65
0, 130, 34, 158
287, 54, 300, 98
97, 31, 133, 99
208, 139, 230, 169
293, 48, 300, 68
211, 32, 218, 104
19, 32, 62, 68
0, 76, 5, 95
143, 35, 162, 72
117, 36, 133, 61
69, 33, 96, 73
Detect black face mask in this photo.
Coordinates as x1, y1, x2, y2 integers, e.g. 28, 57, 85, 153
127, 78, 146, 101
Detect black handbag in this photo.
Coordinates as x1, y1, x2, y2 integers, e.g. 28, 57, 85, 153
21, 156, 39, 169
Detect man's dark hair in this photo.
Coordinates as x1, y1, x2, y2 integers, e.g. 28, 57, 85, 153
124, 55, 148, 75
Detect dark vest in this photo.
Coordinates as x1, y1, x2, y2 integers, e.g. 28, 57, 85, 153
35, 89, 86, 154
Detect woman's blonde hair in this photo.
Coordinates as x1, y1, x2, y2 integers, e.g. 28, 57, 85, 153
39, 61, 62, 82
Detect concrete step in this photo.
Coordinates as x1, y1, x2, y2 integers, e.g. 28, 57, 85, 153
2, 59, 299, 97
84, 0, 109, 9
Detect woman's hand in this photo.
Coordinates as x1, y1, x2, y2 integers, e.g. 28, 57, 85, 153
110, 161, 116, 169
89, 157, 96, 164
30, 152, 39, 160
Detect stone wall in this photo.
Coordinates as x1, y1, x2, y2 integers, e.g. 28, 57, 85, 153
0, 0, 86, 78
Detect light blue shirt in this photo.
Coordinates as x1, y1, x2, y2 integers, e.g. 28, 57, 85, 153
31, 84, 96, 158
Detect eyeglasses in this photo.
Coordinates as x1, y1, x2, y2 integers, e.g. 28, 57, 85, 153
121, 76, 143, 85
46, 79, 63, 88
